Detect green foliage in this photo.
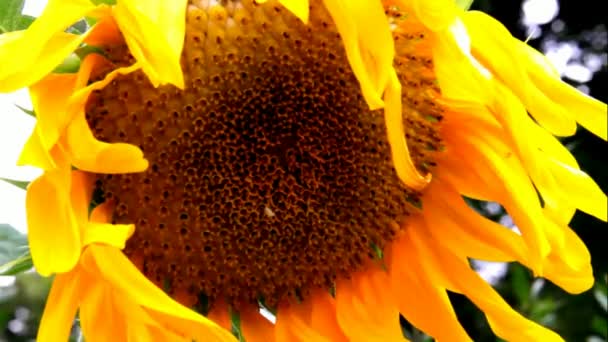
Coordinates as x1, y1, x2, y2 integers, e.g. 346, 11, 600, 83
0, 224, 32, 275
0, 0, 34, 33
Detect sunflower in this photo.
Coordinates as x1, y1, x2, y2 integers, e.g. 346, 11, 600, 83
1, 0, 606, 341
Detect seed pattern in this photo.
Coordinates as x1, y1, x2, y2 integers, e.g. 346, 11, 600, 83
85, 0, 442, 309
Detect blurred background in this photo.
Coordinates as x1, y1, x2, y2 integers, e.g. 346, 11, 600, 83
0, 0, 606, 341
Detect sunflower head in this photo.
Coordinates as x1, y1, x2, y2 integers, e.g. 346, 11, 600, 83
0, 0, 606, 341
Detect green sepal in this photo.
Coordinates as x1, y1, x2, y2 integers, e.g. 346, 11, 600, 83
455, 0, 475, 10
0, 177, 29, 190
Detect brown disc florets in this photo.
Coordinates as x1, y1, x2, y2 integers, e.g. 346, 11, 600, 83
85, 0, 443, 310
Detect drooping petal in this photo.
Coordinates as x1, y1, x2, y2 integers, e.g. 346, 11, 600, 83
461, 11, 578, 137
37, 270, 84, 342
79, 280, 128, 342
65, 109, 148, 173
275, 301, 331, 342
409, 228, 564, 342
321, 0, 395, 109
335, 267, 404, 342
0, 0, 96, 91
390, 227, 471, 341
112, 0, 188, 88
384, 70, 432, 190
26, 169, 80, 276
310, 291, 348, 342
17, 126, 56, 170
84, 245, 232, 340
423, 178, 528, 263
395, 0, 459, 32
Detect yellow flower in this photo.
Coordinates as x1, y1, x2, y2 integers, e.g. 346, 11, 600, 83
1, 0, 606, 341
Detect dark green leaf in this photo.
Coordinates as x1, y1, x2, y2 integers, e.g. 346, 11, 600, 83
0, 0, 35, 33
0, 177, 29, 190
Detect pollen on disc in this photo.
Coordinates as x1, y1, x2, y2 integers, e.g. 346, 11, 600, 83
85, 0, 443, 309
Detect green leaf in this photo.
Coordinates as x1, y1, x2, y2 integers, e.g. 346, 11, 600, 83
0, 223, 28, 263
0, 0, 35, 33
455, 0, 475, 10
0, 250, 33, 275
0, 177, 29, 190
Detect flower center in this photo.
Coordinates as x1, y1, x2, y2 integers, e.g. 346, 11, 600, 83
86, 1, 442, 310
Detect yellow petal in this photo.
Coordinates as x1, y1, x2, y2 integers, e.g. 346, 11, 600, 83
310, 291, 348, 342
79, 279, 128, 342
461, 11, 580, 137
29, 73, 78, 150
65, 109, 149, 173
256, 0, 309, 23
26, 170, 80, 276
321, 0, 394, 109
82, 222, 135, 249
275, 301, 331, 342
37, 271, 83, 342
112, 0, 187, 88
335, 268, 404, 342
546, 156, 607, 221
84, 245, 231, 339
385, 70, 431, 190
517, 40, 607, 140
409, 228, 564, 342
395, 0, 459, 31
423, 178, 528, 263
146, 308, 236, 342
390, 229, 471, 341
69, 170, 94, 224
0, 0, 96, 91
30, 54, 103, 150
17, 126, 56, 170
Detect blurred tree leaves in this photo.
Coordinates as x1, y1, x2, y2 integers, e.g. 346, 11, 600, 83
0, 0, 34, 33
